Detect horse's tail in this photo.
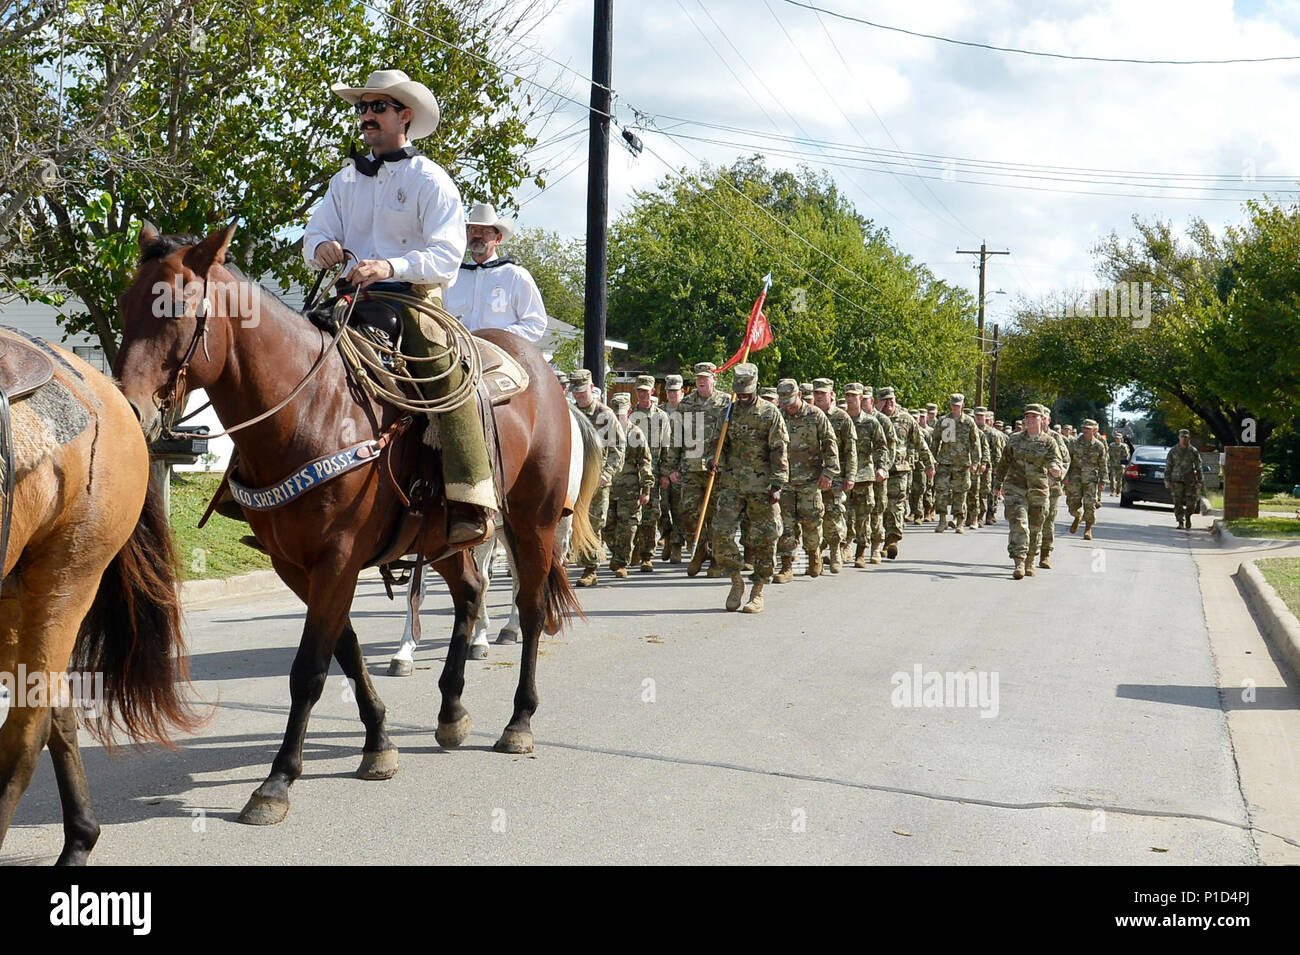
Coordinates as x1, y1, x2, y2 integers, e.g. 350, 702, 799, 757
72, 474, 202, 747
567, 403, 603, 563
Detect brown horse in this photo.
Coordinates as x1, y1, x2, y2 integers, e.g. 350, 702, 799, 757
0, 334, 197, 864
114, 223, 600, 826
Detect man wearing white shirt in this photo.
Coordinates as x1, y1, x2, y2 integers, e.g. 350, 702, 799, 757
302, 68, 494, 545
443, 203, 548, 343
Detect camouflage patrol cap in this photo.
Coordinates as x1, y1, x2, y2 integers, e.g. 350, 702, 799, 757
732, 363, 759, 394
1024, 404, 1048, 416
844, 382, 864, 395
665, 374, 683, 391
861, 385, 874, 398
634, 374, 656, 390
925, 403, 938, 413
1082, 419, 1099, 429
800, 382, 814, 396
812, 377, 833, 392
611, 392, 630, 410
1178, 428, 1190, 436
554, 369, 569, 385
777, 378, 799, 404
1014, 419, 1024, 427
995, 420, 1004, 428
760, 385, 778, 399
692, 361, 717, 378
1052, 425, 1062, 432
949, 393, 965, 405
569, 368, 592, 389
876, 386, 896, 399
974, 406, 989, 415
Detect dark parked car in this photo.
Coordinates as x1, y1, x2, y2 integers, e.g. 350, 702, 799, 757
1120, 444, 1209, 507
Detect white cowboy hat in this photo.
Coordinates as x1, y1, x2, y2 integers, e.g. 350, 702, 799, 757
331, 69, 440, 141
465, 202, 515, 242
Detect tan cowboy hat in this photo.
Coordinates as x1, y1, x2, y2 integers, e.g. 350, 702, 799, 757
466, 202, 515, 242
331, 69, 440, 140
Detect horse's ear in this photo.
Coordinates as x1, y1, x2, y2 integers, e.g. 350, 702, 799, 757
138, 219, 160, 251
184, 221, 237, 276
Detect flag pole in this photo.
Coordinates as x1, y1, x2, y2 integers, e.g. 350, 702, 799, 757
691, 274, 773, 550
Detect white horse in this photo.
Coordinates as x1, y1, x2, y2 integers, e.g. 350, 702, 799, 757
387, 405, 585, 675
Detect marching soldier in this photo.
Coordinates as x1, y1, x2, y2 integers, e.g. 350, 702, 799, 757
711, 364, 789, 614
977, 407, 1006, 525
844, 383, 890, 568
908, 410, 928, 524
774, 379, 838, 582
629, 374, 670, 571
667, 362, 730, 576
1107, 430, 1131, 497
930, 394, 980, 534
1038, 409, 1070, 569
812, 379, 856, 573
879, 386, 933, 559
923, 403, 939, 520
995, 404, 1064, 579
965, 408, 992, 528
570, 369, 625, 586
1066, 419, 1108, 540
659, 374, 686, 562
605, 394, 654, 578
1165, 429, 1204, 529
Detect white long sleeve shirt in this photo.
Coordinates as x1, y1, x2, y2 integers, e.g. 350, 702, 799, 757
301, 153, 466, 288
441, 253, 548, 343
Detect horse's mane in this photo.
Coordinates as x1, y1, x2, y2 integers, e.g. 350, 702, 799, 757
138, 232, 302, 316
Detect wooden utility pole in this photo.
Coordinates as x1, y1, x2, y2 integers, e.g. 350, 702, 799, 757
583, 0, 613, 383
956, 241, 1009, 408
989, 322, 1000, 414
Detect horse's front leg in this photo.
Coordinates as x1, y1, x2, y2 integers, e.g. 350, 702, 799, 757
238, 571, 357, 826
433, 550, 485, 749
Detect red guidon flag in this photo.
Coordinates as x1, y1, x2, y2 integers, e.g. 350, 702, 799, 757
716, 275, 774, 374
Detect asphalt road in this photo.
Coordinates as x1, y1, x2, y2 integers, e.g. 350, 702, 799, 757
3, 499, 1268, 864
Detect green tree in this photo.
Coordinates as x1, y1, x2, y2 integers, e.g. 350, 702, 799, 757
504, 226, 584, 328
1, 0, 562, 364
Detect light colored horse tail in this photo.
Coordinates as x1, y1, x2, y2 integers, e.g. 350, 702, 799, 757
566, 402, 603, 564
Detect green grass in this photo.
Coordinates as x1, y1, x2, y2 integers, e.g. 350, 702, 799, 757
1225, 516, 1300, 540
1207, 491, 1300, 513
1256, 557, 1300, 620
170, 472, 272, 580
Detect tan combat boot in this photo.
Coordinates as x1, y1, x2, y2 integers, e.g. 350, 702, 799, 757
808, 552, 823, 577
935, 514, 946, 533
1038, 553, 1051, 570
870, 541, 883, 565
577, 568, 598, 587
828, 543, 843, 574
954, 522, 964, 534
885, 540, 899, 560
1083, 522, 1094, 541
773, 556, 794, 584
726, 572, 746, 612
1013, 559, 1025, 580
640, 559, 654, 573
741, 582, 765, 613
854, 542, 868, 568
1069, 512, 1081, 533
687, 545, 707, 577
1025, 561, 1036, 577
612, 562, 629, 579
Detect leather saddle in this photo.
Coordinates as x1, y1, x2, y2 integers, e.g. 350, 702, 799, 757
0, 330, 55, 401
475, 337, 530, 406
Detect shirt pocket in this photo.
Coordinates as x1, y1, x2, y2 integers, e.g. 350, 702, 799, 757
382, 185, 418, 237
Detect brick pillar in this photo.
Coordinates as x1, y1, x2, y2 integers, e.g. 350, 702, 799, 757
1223, 446, 1261, 520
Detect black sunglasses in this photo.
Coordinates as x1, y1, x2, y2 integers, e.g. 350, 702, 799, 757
354, 99, 406, 115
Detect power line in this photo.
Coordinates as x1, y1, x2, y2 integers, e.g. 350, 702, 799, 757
781, 0, 1300, 65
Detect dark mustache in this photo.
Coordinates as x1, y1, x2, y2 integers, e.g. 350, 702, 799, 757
361, 121, 380, 129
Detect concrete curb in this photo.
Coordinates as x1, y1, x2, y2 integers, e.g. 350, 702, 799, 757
181, 566, 384, 611
1211, 518, 1273, 549
1238, 559, 1300, 679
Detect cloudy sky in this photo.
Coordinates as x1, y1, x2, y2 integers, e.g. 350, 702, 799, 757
500, 0, 1300, 327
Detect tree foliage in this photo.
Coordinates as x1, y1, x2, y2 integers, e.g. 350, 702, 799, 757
1, 0, 562, 363
504, 225, 584, 328
606, 157, 977, 403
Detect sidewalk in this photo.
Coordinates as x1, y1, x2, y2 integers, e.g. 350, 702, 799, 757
1191, 525, 1300, 864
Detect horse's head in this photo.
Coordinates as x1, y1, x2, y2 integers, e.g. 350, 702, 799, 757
115, 221, 239, 440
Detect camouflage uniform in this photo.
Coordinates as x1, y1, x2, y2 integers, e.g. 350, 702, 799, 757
605, 403, 654, 571
816, 380, 857, 565
713, 368, 789, 595
1166, 436, 1203, 527
659, 377, 686, 555
571, 370, 625, 579
930, 397, 980, 529
923, 404, 939, 518
908, 411, 927, 521
981, 417, 1008, 523
1107, 438, 1130, 495
629, 376, 671, 565
846, 384, 891, 564
1040, 425, 1070, 562
668, 363, 730, 567
777, 383, 838, 572
995, 407, 1064, 577
965, 421, 991, 526
1066, 424, 1108, 531
884, 390, 933, 552
867, 391, 899, 559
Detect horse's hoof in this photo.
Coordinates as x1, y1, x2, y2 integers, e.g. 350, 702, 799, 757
495, 628, 518, 645
435, 713, 472, 749
493, 728, 534, 754
237, 793, 290, 826
387, 658, 413, 677
356, 748, 399, 780
469, 644, 488, 661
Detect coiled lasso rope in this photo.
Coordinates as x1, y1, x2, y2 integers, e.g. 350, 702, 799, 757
334, 289, 483, 415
